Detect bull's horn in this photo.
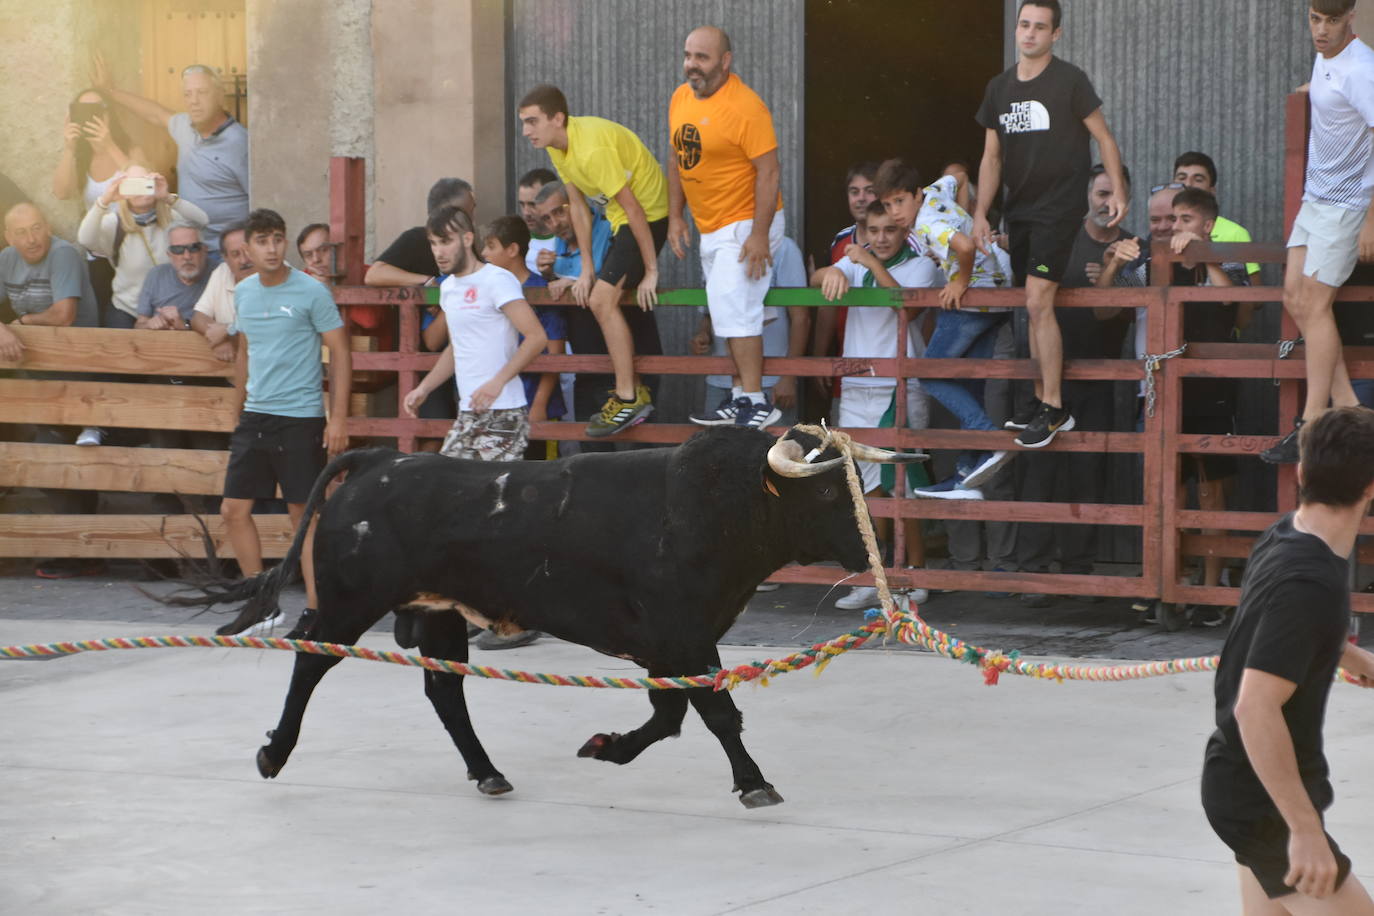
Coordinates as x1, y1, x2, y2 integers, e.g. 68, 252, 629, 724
847, 442, 929, 463
767, 437, 848, 478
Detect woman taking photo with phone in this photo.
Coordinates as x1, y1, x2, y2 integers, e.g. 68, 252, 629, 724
52, 88, 146, 322
76, 165, 206, 329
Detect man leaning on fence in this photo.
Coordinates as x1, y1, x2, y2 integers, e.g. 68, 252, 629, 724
216, 209, 351, 641
0, 201, 103, 579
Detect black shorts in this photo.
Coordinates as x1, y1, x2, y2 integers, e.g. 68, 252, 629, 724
224, 412, 326, 504
1007, 217, 1082, 286
1205, 807, 1352, 899
597, 217, 669, 288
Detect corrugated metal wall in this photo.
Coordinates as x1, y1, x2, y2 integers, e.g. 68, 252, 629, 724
1003, 0, 1310, 256
1003, 1, 1310, 566
507, 0, 804, 422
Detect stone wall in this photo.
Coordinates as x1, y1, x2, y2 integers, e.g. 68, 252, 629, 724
0, 0, 143, 240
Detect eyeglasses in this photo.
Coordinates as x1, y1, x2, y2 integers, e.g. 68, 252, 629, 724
168, 243, 205, 255
1150, 182, 1186, 194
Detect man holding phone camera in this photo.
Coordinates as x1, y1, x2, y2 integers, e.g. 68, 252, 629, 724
92, 54, 248, 256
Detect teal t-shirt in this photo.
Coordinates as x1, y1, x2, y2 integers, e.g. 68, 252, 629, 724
231, 267, 344, 418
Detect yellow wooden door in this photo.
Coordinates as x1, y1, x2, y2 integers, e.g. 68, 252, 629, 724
139, 0, 247, 126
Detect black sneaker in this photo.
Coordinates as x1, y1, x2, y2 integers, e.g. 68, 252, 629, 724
586, 386, 653, 438
690, 394, 739, 426
285, 608, 318, 640
1260, 419, 1304, 465
1014, 403, 1075, 448
1003, 398, 1043, 431
734, 398, 782, 429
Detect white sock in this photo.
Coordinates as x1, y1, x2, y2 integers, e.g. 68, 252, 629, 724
743, 391, 765, 405
731, 385, 744, 400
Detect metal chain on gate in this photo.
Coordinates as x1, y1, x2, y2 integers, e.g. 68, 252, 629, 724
1275, 336, 1304, 386
1142, 343, 1188, 418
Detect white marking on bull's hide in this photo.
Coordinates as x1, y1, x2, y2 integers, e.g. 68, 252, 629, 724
351, 520, 370, 552
393, 456, 417, 463
379, 475, 390, 484
490, 472, 510, 516
525, 557, 550, 585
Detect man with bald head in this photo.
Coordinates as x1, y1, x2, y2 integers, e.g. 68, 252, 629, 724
0, 202, 98, 354
669, 25, 786, 430
0, 201, 103, 577
93, 55, 249, 255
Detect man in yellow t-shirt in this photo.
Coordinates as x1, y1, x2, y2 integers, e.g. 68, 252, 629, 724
668, 26, 787, 430
517, 84, 669, 437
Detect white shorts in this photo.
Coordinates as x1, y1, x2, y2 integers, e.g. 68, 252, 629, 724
837, 381, 928, 494
1287, 199, 1364, 287
700, 209, 787, 338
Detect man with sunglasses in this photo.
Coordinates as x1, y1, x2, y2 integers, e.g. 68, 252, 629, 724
134, 224, 211, 330
92, 56, 248, 256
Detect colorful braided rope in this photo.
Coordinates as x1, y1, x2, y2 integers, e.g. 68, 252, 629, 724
0, 616, 1365, 690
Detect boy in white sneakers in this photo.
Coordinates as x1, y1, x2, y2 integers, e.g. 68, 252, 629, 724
810, 200, 939, 609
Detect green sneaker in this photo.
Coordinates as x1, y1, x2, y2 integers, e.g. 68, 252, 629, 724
586, 386, 653, 438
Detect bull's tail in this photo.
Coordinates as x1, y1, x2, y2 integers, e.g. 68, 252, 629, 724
161, 448, 398, 634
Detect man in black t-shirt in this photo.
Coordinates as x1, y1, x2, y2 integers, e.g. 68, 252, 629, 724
1014, 164, 1132, 600
363, 177, 477, 287
1202, 407, 1374, 909
972, 0, 1128, 450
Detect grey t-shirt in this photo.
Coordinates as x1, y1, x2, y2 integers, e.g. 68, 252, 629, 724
0, 238, 98, 327
137, 262, 211, 321
168, 112, 250, 253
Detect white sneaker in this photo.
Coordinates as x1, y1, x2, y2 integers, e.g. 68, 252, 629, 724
961, 450, 1014, 489
241, 611, 287, 636
76, 427, 105, 447
899, 587, 930, 604
834, 586, 879, 610
755, 582, 781, 592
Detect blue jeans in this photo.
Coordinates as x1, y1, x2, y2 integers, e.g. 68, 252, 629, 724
921, 310, 1008, 473
1353, 378, 1374, 410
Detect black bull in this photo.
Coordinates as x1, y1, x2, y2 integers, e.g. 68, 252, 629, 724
214, 425, 916, 808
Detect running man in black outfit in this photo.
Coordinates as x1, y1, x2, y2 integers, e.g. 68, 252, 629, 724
1202, 406, 1374, 912
971, 0, 1128, 448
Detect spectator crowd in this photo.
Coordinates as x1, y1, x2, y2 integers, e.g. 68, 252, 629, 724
3, 0, 1373, 640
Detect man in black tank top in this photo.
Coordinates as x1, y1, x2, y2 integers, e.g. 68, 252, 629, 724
1202, 406, 1374, 909
972, 0, 1128, 450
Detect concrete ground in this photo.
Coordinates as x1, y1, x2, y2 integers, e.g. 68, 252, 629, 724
2, 572, 1373, 915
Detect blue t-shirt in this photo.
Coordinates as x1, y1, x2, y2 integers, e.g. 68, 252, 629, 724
0, 238, 99, 327
518, 274, 567, 419
231, 267, 344, 418
553, 213, 613, 278
168, 113, 250, 253
137, 262, 211, 320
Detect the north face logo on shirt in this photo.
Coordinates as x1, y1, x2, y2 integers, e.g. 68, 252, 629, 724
673, 123, 703, 170
999, 100, 1051, 134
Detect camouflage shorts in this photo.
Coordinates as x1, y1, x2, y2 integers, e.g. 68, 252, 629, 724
439, 408, 530, 461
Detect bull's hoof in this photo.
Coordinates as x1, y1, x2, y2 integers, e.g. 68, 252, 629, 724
476, 775, 513, 796
577, 732, 621, 759
738, 785, 785, 809
256, 746, 282, 780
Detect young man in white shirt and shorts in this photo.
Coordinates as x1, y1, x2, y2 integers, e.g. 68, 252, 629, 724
1263, 0, 1374, 464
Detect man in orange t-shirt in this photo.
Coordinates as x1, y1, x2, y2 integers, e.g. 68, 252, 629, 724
668, 26, 786, 430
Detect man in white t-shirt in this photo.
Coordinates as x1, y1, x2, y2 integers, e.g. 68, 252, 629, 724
402, 205, 547, 462
190, 221, 255, 362
810, 200, 938, 609
1264, 1, 1374, 464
